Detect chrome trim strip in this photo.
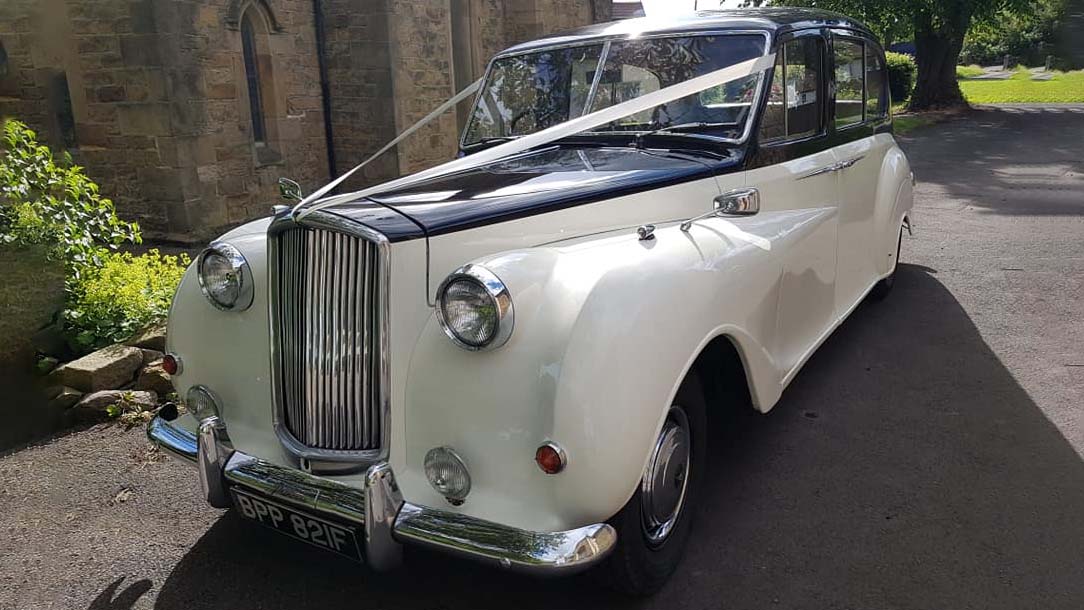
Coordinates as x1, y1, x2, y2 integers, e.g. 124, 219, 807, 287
146, 416, 197, 462
797, 163, 841, 180
267, 209, 391, 466
393, 503, 617, 575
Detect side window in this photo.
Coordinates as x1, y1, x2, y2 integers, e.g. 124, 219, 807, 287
865, 44, 887, 118
834, 38, 865, 128
759, 37, 824, 142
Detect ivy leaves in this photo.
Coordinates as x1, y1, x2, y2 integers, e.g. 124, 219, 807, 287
0, 119, 141, 281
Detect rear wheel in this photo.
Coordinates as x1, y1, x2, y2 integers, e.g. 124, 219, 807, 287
597, 374, 707, 596
870, 227, 904, 301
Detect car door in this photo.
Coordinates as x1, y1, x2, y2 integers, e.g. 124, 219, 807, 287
830, 32, 892, 314
744, 30, 842, 381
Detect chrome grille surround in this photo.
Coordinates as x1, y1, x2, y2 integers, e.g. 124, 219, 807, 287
268, 210, 390, 467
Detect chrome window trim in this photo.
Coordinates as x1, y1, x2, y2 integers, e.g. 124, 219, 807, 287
435, 264, 515, 352
197, 241, 255, 311
460, 30, 773, 149
267, 209, 391, 467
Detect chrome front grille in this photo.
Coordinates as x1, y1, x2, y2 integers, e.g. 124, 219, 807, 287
271, 225, 383, 452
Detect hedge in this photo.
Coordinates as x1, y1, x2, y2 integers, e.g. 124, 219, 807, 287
885, 51, 916, 103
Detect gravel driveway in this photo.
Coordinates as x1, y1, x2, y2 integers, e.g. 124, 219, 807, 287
2, 105, 1083, 610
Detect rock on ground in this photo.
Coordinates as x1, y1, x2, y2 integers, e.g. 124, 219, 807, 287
127, 324, 167, 352
74, 390, 157, 413
50, 345, 143, 392
134, 363, 175, 396
45, 386, 83, 410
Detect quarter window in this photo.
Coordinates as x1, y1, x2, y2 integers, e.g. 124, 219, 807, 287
834, 39, 865, 128
759, 37, 824, 142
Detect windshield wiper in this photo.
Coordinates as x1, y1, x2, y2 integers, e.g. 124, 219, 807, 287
633, 122, 736, 148
462, 136, 520, 151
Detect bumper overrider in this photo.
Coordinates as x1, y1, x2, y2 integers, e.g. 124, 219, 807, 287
147, 415, 616, 575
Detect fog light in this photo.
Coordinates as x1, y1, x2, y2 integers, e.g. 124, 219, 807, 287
186, 385, 221, 423
535, 442, 567, 475
424, 447, 471, 505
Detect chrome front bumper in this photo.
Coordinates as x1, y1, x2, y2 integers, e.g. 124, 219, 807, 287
147, 416, 616, 575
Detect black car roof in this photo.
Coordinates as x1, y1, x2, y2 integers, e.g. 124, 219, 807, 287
498, 7, 876, 56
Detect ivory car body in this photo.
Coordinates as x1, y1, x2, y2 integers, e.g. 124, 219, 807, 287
150, 8, 912, 594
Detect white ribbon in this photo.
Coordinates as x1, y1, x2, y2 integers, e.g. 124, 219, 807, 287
297, 53, 776, 220
291, 78, 483, 214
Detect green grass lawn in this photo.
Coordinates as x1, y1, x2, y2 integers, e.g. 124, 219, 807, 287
958, 69, 1084, 104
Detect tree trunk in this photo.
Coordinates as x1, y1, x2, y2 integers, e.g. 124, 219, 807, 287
910, 8, 971, 110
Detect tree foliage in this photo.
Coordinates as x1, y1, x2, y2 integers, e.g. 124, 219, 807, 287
744, 0, 1034, 109
0, 119, 141, 279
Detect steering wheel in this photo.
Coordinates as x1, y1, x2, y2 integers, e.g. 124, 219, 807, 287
509, 107, 559, 135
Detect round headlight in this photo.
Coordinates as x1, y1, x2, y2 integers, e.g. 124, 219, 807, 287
197, 242, 253, 311
424, 446, 471, 504
436, 264, 513, 351
186, 385, 221, 423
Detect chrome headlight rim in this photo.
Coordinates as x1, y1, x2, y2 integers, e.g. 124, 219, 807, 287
196, 241, 254, 311
435, 264, 514, 351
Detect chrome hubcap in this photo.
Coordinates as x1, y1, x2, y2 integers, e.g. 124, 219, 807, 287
640, 406, 691, 547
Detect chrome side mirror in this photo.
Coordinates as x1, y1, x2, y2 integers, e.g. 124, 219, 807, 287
278, 177, 303, 202
715, 188, 759, 216
681, 188, 759, 231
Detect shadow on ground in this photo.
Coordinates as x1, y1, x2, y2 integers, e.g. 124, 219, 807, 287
151, 264, 1084, 610
900, 106, 1084, 217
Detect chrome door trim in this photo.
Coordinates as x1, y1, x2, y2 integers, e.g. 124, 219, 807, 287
797, 163, 841, 180
267, 208, 391, 469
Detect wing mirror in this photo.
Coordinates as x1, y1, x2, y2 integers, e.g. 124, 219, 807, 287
681, 188, 759, 231
278, 177, 304, 202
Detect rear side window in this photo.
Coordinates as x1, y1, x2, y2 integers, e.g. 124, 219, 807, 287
834, 38, 864, 128
865, 45, 887, 118
760, 37, 825, 142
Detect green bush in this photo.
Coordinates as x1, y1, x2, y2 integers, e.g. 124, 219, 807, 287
885, 52, 917, 103
956, 64, 985, 79
64, 249, 190, 350
0, 120, 141, 279
1, 119, 187, 352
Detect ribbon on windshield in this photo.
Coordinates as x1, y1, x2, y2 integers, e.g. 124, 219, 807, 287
296, 52, 776, 220
291, 78, 482, 215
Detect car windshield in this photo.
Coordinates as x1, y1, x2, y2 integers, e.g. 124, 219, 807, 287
463, 34, 768, 147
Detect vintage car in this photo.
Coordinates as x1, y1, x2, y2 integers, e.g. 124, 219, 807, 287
148, 8, 913, 595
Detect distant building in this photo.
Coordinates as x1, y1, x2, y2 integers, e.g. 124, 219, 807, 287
0, 0, 611, 243
613, 2, 645, 19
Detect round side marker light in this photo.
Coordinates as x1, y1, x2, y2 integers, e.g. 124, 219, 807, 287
535, 442, 567, 475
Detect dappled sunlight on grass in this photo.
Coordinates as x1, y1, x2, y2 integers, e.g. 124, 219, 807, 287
960, 70, 1084, 104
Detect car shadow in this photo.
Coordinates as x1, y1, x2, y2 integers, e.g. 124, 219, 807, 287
154, 264, 1084, 609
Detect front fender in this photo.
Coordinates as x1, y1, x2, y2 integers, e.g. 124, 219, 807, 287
874, 142, 914, 274
402, 217, 787, 531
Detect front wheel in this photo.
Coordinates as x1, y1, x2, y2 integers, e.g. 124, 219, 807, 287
597, 374, 707, 596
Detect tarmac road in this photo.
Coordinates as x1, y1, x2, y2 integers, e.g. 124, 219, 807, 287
2, 105, 1083, 610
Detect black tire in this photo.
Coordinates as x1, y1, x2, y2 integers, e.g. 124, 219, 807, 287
870, 227, 903, 301
596, 374, 708, 596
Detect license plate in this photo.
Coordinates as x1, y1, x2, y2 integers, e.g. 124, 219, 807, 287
232, 488, 362, 562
